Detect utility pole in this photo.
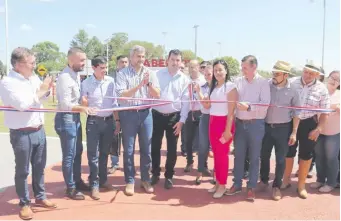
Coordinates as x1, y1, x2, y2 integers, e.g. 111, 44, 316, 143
162, 32, 167, 59
193, 25, 199, 58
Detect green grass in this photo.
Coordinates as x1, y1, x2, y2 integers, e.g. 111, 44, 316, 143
0, 97, 87, 137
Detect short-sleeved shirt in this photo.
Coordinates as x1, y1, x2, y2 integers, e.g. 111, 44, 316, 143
115, 65, 160, 107
290, 77, 330, 120
209, 81, 236, 116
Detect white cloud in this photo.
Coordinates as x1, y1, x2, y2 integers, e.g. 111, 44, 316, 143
20, 24, 33, 31
0, 6, 5, 13
85, 23, 96, 29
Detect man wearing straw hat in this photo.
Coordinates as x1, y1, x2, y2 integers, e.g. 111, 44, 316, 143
258, 61, 302, 201
281, 62, 330, 199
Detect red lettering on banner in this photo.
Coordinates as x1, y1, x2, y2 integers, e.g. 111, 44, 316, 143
159, 59, 165, 67
151, 59, 158, 67
144, 60, 150, 67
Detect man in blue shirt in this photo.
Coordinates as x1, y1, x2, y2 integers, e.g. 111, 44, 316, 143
81, 56, 120, 200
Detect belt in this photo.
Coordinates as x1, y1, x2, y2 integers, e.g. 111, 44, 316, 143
125, 108, 150, 113
266, 122, 291, 128
15, 125, 43, 132
88, 115, 113, 121
153, 109, 179, 117
236, 118, 256, 123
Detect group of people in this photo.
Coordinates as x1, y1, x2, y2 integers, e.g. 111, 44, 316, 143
0, 45, 339, 220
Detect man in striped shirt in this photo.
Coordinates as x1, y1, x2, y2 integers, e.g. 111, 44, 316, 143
115, 45, 160, 196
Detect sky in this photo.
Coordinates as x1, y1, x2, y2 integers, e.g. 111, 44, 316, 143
0, 0, 340, 74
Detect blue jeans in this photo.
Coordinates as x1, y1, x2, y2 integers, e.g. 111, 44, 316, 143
198, 114, 209, 172
233, 119, 265, 189
54, 113, 83, 190
119, 109, 153, 184
111, 155, 119, 168
86, 116, 114, 188
315, 133, 340, 187
10, 127, 47, 207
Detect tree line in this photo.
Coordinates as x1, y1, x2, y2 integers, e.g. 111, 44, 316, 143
0, 29, 301, 77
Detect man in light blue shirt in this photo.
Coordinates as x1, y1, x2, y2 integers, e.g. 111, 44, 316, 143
81, 56, 120, 200
116, 45, 161, 196
151, 49, 190, 189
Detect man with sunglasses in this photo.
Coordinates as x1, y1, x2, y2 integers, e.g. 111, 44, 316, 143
281, 63, 330, 199
258, 61, 301, 201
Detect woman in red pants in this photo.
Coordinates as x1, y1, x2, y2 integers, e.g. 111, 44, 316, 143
208, 59, 238, 198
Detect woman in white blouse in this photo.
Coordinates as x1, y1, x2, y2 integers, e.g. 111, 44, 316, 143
311, 70, 340, 193
206, 60, 238, 198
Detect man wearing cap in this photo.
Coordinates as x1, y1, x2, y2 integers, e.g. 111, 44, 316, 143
281, 63, 330, 199
258, 61, 301, 201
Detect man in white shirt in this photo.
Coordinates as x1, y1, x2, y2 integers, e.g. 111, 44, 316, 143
0, 47, 57, 220
184, 59, 206, 172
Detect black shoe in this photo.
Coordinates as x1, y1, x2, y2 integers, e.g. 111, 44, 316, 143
66, 188, 85, 200
151, 175, 160, 186
195, 176, 202, 185
164, 179, 173, 189
76, 180, 90, 192
243, 171, 249, 179
202, 169, 212, 177
184, 164, 193, 173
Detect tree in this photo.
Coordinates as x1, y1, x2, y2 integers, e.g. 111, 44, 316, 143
86, 36, 104, 59
258, 70, 272, 79
290, 67, 302, 76
122, 41, 165, 60
32, 41, 66, 72
181, 50, 196, 60
70, 29, 89, 52
214, 56, 240, 76
0, 60, 6, 76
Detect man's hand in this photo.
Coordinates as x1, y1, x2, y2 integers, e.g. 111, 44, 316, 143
173, 122, 183, 135
288, 132, 297, 146
82, 106, 98, 115
114, 121, 121, 135
237, 102, 250, 111
188, 82, 200, 93
40, 76, 53, 92
143, 72, 150, 85
308, 128, 320, 142
81, 96, 88, 106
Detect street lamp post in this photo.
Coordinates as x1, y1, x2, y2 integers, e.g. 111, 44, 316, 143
321, 0, 326, 69
217, 42, 222, 57
5, 0, 9, 75
193, 25, 199, 58
162, 32, 167, 59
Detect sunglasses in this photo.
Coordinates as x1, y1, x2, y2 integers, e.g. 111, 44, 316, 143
200, 66, 206, 69
180, 67, 185, 70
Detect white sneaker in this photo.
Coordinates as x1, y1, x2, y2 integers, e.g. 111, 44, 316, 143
208, 184, 217, 193
213, 186, 226, 199
319, 185, 334, 193
310, 182, 323, 189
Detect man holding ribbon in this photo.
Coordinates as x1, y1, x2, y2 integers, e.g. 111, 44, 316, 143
282, 62, 330, 199
258, 61, 301, 201
55, 47, 97, 200
80, 56, 119, 200
0, 47, 57, 220
115, 45, 160, 196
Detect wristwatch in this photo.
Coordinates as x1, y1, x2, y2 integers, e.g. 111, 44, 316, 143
247, 104, 251, 112
147, 82, 152, 87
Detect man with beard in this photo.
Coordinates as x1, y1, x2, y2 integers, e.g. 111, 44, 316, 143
151, 49, 190, 189
116, 45, 160, 196
55, 47, 97, 200
258, 61, 301, 201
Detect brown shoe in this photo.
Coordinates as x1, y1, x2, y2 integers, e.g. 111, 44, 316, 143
225, 185, 242, 196
19, 205, 33, 220
246, 188, 255, 201
141, 181, 154, 193
272, 187, 282, 201
125, 184, 134, 196
91, 188, 100, 200
100, 183, 117, 192
35, 199, 57, 209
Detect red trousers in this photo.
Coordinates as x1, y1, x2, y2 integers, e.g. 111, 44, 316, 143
209, 115, 235, 185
